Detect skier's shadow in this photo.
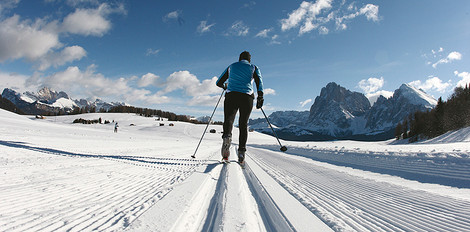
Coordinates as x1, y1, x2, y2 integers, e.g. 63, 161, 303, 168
202, 161, 223, 173
0, 140, 196, 166
0, 140, 95, 158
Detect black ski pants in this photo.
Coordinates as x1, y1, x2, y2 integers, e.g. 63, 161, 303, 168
222, 92, 253, 152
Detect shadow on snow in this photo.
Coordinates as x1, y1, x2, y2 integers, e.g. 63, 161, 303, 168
251, 144, 470, 188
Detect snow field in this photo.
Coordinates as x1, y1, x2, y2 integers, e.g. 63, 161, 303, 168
1, 109, 470, 231
0, 143, 201, 231
0, 110, 217, 231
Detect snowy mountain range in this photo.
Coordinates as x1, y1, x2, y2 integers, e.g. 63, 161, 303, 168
1, 87, 127, 115
249, 82, 437, 141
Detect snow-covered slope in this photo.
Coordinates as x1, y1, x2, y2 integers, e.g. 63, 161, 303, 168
1, 109, 469, 231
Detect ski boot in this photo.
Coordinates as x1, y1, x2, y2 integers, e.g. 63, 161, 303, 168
221, 136, 231, 162
237, 150, 246, 168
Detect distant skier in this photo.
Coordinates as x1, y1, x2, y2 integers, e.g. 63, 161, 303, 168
114, 122, 119, 133
216, 51, 264, 164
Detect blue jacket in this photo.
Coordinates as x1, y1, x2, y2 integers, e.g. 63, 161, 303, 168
216, 60, 264, 97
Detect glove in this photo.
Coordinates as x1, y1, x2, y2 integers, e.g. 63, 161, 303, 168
223, 83, 228, 90
256, 96, 264, 109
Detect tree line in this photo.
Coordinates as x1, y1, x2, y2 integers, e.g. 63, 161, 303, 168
395, 85, 470, 142
78, 105, 222, 125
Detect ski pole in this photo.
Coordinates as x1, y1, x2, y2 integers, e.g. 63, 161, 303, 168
191, 88, 226, 158
260, 107, 288, 152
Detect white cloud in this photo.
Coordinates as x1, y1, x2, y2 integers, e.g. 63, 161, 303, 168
146, 48, 160, 56
270, 34, 281, 45
358, 77, 384, 94
335, 4, 379, 30
281, 1, 379, 35
225, 20, 249, 36
0, 15, 60, 61
281, 0, 333, 35
256, 29, 281, 44
366, 90, 393, 105
159, 72, 222, 106
0, 3, 125, 70
264, 88, 276, 95
300, 98, 312, 108
281, 0, 333, 32
432, 51, 462, 68
144, 93, 170, 104
318, 26, 329, 34
38, 45, 87, 71
454, 71, 470, 88
448, 51, 462, 60
124, 88, 169, 104
256, 28, 272, 38
194, 77, 220, 96
138, 73, 160, 87
359, 4, 379, 22
187, 95, 221, 106
408, 76, 451, 93
163, 10, 184, 25
242, 1, 256, 9
160, 71, 220, 100
358, 77, 394, 105
0, 71, 37, 93
0, 0, 20, 16
432, 47, 444, 55
164, 10, 180, 20
197, 20, 215, 34
62, 3, 125, 36
161, 71, 199, 94
31, 65, 171, 104
64, 0, 100, 7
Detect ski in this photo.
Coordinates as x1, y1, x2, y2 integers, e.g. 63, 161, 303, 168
237, 161, 246, 169
220, 158, 230, 164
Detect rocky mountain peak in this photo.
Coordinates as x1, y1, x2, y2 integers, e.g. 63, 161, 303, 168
35, 87, 70, 104
394, 84, 437, 108
309, 82, 370, 121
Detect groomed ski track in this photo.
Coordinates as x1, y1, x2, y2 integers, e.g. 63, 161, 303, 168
129, 147, 331, 232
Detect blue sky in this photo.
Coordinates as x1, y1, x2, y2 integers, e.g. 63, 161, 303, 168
0, 0, 469, 120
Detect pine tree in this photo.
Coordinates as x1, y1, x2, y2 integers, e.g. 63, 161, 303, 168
395, 122, 403, 140
402, 119, 409, 139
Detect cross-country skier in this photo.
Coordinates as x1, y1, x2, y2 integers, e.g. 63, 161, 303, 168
216, 51, 264, 164
114, 122, 119, 133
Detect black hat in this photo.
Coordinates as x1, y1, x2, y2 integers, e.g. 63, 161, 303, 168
239, 51, 251, 62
